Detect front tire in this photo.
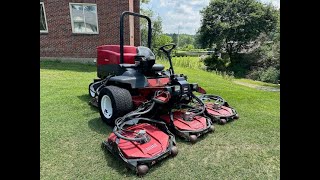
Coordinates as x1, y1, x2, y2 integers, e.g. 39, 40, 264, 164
98, 86, 132, 125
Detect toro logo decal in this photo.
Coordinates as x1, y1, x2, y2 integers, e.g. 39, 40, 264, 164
146, 143, 158, 151
193, 121, 203, 129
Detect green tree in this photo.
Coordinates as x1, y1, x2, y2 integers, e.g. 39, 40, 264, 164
198, 0, 278, 62
155, 34, 173, 48
172, 33, 178, 45
184, 44, 194, 51
177, 34, 195, 49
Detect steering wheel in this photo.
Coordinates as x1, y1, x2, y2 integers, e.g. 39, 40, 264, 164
159, 43, 176, 55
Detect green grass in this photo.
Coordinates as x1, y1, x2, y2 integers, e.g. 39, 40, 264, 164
158, 56, 204, 70
40, 61, 280, 180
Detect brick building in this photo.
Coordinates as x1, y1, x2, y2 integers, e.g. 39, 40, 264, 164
40, 0, 140, 61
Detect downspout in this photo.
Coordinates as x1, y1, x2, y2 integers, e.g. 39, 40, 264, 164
129, 0, 134, 46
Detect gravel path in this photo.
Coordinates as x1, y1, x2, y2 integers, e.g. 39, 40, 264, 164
233, 81, 280, 92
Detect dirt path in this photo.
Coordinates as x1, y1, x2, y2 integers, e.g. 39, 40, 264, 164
233, 81, 280, 92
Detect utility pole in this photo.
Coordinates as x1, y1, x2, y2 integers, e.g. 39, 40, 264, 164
177, 25, 180, 48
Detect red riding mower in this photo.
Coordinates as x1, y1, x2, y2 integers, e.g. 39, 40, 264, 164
89, 11, 236, 176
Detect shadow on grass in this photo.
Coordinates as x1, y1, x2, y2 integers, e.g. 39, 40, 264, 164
40, 60, 96, 72
77, 94, 100, 113
88, 117, 110, 135
87, 119, 137, 177
102, 150, 137, 177
101, 143, 177, 178
174, 131, 213, 145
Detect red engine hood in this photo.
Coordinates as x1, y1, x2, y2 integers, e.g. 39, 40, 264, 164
108, 123, 169, 159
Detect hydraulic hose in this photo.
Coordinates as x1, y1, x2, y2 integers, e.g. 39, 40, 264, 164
185, 93, 206, 120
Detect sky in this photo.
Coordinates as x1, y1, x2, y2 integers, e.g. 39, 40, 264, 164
141, 0, 280, 35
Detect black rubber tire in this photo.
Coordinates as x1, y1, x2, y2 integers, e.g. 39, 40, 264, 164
171, 146, 179, 157
98, 86, 133, 125
189, 135, 197, 144
219, 119, 227, 125
209, 125, 215, 133
137, 165, 149, 176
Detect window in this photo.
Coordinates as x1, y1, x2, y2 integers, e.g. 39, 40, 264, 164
40, 2, 48, 33
69, 3, 99, 34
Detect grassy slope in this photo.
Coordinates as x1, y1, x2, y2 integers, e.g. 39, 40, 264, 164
40, 61, 279, 180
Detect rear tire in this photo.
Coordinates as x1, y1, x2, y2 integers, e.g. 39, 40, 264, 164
98, 86, 132, 125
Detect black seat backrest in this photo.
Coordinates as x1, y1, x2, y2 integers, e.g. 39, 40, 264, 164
136, 46, 165, 74
136, 46, 155, 61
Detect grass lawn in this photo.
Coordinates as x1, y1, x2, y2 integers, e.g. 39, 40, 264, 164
40, 60, 280, 179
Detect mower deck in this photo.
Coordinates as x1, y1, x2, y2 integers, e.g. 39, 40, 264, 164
102, 122, 177, 175
200, 95, 239, 124
160, 110, 214, 143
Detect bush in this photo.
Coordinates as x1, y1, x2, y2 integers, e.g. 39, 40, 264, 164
260, 67, 280, 84
246, 69, 261, 80
247, 67, 280, 84
203, 54, 230, 71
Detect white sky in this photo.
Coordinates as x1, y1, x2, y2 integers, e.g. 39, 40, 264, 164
142, 0, 280, 34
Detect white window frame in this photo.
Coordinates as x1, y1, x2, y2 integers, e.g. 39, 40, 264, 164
40, 2, 48, 33
69, 3, 99, 34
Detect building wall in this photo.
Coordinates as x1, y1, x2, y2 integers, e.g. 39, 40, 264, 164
40, 0, 140, 59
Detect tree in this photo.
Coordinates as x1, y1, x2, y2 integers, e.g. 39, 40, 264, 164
178, 34, 195, 49
198, 0, 278, 61
172, 33, 178, 45
155, 34, 173, 49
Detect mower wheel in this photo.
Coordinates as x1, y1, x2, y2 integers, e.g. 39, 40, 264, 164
209, 125, 215, 133
219, 119, 227, 125
189, 135, 197, 144
171, 146, 179, 157
89, 83, 96, 98
137, 165, 149, 176
98, 86, 132, 125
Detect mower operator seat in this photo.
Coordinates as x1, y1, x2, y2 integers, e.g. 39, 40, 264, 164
136, 46, 165, 72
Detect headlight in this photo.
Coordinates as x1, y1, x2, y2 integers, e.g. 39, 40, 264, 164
191, 83, 198, 91
173, 85, 180, 92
